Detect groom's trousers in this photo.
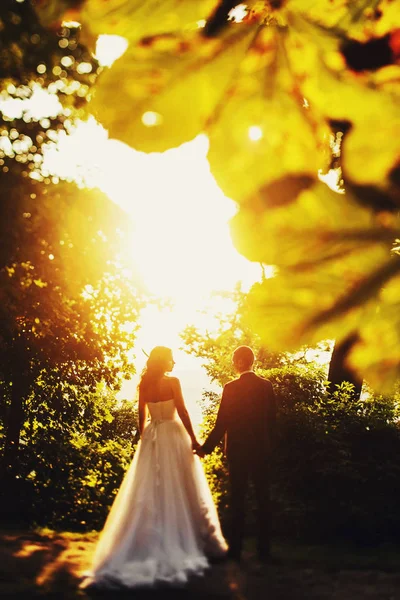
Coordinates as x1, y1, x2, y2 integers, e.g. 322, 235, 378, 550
227, 454, 271, 560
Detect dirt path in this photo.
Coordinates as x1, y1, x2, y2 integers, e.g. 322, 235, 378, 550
1, 530, 399, 599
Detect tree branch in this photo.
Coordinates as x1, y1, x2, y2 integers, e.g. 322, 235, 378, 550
203, 0, 239, 38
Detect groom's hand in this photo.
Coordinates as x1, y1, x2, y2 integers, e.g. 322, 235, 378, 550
195, 446, 206, 458
191, 439, 201, 453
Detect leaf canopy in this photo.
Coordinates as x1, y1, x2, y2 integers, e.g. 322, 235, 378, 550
30, 0, 400, 387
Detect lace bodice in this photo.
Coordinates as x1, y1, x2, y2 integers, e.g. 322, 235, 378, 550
147, 398, 177, 421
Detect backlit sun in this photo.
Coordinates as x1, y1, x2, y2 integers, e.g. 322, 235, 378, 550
42, 120, 264, 304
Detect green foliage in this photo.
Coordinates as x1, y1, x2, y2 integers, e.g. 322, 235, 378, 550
271, 380, 400, 543
0, 2, 143, 504
198, 363, 400, 544
1, 385, 139, 530
261, 363, 327, 409
0, 173, 141, 465
0, 0, 98, 180
182, 288, 286, 386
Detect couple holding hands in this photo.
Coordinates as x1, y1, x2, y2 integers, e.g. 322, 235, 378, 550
81, 345, 276, 590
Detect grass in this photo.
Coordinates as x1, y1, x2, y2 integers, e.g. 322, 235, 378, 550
1, 529, 400, 599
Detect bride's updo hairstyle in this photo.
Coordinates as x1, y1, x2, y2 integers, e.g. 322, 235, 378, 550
139, 346, 173, 393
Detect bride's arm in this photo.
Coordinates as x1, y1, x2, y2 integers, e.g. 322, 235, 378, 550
138, 389, 148, 437
171, 378, 199, 449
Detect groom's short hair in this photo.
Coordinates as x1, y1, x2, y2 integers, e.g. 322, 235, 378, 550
233, 345, 255, 367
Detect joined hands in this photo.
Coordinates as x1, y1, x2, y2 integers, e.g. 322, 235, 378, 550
191, 439, 206, 458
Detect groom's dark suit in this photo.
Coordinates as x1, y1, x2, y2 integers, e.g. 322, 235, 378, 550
202, 371, 276, 560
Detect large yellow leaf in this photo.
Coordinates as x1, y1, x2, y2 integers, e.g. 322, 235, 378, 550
33, 0, 221, 47
285, 15, 391, 121
344, 110, 400, 185
207, 25, 330, 202
80, 0, 221, 43
284, 16, 400, 188
233, 180, 400, 359
242, 250, 400, 377
348, 269, 400, 390
90, 24, 257, 152
230, 180, 397, 266
243, 257, 379, 352
288, 0, 400, 40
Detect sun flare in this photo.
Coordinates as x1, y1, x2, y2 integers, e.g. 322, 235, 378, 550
106, 135, 262, 302
42, 120, 263, 303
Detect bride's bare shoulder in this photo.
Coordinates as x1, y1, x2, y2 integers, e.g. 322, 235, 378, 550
163, 375, 179, 384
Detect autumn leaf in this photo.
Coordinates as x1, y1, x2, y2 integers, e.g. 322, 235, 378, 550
288, 0, 400, 40
80, 0, 221, 43
33, 0, 222, 48
90, 23, 258, 152
230, 180, 397, 266
232, 178, 398, 328
207, 24, 331, 203
234, 178, 400, 385
348, 269, 400, 390
282, 15, 400, 190
343, 109, 400, 186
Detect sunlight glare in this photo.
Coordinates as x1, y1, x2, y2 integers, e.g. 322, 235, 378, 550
141, 111, 163, 127
103, 134, 262, 302
41, 117, 109, 185
248, 125, 263, 141
95, 35, 129, 67
319, 168, 344, 193
42, 118, 263, 302
228, 4, 249, 23
0, 84, 62, 120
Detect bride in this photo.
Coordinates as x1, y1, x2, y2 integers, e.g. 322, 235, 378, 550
81, 346, 227, 589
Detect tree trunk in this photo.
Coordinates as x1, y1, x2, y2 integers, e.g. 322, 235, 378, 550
327, 332, 363, 401
0, 377, 27, 481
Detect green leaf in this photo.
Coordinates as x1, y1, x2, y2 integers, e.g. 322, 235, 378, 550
349, 271, 400, 390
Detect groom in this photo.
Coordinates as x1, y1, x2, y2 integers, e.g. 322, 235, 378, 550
197, 346, 277, 563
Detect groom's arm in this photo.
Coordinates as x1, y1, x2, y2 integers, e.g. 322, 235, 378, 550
201, 385, 230, 455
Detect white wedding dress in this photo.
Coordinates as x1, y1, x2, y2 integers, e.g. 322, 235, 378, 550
81, 399, 227, 589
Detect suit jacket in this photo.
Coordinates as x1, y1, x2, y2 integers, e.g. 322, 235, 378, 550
202, 371, 277, 464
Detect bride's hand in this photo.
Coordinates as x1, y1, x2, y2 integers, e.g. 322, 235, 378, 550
191, 439, 201, 452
